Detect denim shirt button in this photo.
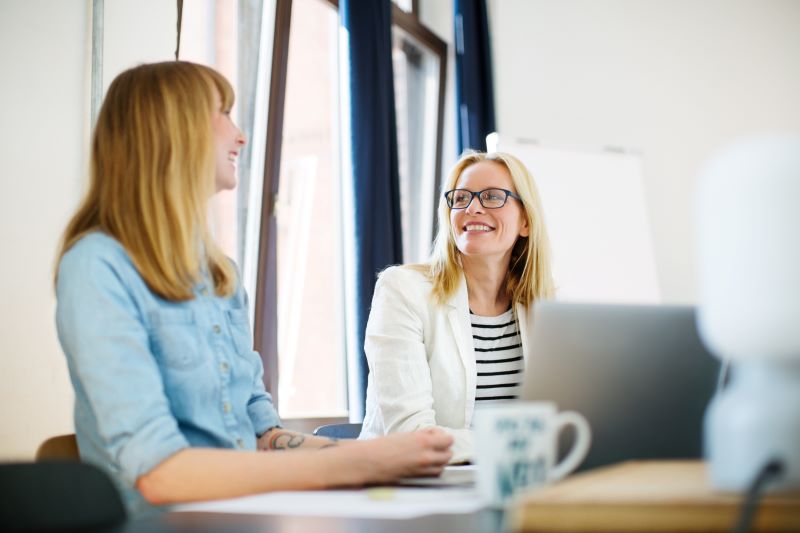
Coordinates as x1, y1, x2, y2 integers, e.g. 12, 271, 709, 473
236, 438, 245, 448
219, 361, 229, 373
222, 402, 232, 413
212, 324, 221, 334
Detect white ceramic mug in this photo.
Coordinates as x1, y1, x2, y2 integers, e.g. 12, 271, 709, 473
473, 402, 591, 507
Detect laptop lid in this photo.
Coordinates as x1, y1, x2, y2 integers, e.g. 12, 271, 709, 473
521, 302, 721, 471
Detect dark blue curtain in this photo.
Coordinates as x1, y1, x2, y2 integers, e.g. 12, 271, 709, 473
455, 0, 496, 153
341, 0, 403, 421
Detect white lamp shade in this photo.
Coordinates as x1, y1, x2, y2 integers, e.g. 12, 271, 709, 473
695, 135, 800, 361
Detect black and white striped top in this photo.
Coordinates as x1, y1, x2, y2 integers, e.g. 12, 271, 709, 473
471, 308, 524, 407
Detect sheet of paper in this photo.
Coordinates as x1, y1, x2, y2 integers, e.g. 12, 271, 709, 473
173, 485, 486, 519
396, 463, 476, 487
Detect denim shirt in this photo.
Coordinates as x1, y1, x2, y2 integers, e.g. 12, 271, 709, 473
55, 232, 281, 516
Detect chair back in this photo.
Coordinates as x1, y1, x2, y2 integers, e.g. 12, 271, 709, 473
35, 434, 80, 462
312, 423, 362, 439
0, 462, 126, 532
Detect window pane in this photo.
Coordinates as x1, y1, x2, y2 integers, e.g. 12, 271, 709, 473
392, 0, 414, 13
179, 0, 276, 314
179, 1, 240, 261
392, 26, 442, 263
276, 0, 346, 418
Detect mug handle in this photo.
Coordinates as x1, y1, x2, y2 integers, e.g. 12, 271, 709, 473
549, 411, 592, 481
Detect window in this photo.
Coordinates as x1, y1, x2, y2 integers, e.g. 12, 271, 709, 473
273, 0, 346, 418
179, 1, 242, 262
391, 14, 447, 262
392, 0, 418, 15
178, 0, 275, 308
253, 0, 447, 420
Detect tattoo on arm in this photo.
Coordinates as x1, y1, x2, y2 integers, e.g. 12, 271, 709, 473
258, 429, 340, 451
268, 430, 306, 450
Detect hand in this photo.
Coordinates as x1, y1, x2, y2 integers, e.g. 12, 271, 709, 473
346, 428, 454, 485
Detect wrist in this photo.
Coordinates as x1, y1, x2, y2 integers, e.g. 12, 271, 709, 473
256, 427, 280, 450
329, 441, 369, 486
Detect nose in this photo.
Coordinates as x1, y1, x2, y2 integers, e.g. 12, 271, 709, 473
465, 193, 485, 215
236, 129, 247, 146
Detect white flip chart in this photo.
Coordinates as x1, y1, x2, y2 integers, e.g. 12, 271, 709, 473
490, 135, 660, 304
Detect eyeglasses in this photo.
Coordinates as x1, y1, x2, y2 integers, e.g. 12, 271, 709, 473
443, 188, 521, 209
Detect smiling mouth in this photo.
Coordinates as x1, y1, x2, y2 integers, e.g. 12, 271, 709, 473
228, 152, 238, 162
463, 224, 494, 232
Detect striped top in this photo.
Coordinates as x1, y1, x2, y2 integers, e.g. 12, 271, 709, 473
470, 308, 524, 409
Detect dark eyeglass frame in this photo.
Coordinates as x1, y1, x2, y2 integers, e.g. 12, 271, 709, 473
443, 188, 522, 209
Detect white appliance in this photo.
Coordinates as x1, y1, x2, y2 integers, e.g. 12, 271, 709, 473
695, 135, 800, 492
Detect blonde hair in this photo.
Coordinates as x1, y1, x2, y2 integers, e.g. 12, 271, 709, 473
57, 61, 236, 300
426, 151, 555, 305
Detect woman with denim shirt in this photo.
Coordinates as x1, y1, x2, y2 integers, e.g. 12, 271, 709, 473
54, 61, 452, 517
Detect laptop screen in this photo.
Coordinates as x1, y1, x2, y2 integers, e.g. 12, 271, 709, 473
520, 302, 721, 471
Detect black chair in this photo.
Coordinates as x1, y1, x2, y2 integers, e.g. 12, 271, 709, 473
312, 423, 362, 439
0, 461, 126, 532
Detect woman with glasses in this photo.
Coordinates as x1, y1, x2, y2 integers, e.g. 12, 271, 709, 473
360, 152, 554, 463
54, 61, 452, 517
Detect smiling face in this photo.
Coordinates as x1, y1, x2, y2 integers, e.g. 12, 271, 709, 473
450, 160, 530, 264
212, 91, 246, 192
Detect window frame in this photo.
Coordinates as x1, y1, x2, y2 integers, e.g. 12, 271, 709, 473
253, 0, 292, 413
389, 5, 448, 243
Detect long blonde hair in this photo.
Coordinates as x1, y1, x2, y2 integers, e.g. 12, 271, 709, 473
57, 61, 235, 300
427, 151, 555, 305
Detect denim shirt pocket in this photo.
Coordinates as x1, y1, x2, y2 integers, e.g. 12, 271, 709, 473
225, 308, 253, 356
148, 309, 202, 369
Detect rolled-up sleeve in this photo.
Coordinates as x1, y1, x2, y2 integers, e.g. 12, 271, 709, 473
247, 355, 281, 436
56, 250, 188, 486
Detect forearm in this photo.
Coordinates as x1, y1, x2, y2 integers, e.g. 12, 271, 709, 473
257, 428, 340, 451
136, 446, 356, 505
136, 430, 453, 505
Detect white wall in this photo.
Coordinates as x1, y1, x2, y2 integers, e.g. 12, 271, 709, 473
489, 0, 800, 303
0, 0, 175, 460
102, 0, 178, 90
0, 0, 88, 460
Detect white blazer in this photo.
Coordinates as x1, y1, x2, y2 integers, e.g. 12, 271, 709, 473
359, 265, 532, 463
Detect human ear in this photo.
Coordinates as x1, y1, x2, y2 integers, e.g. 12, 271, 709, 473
519, 216, 530, 238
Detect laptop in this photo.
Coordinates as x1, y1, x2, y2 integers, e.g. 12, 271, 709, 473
520, 302, 722, 472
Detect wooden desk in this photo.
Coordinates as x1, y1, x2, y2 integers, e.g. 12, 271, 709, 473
510, 461, 800, 533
